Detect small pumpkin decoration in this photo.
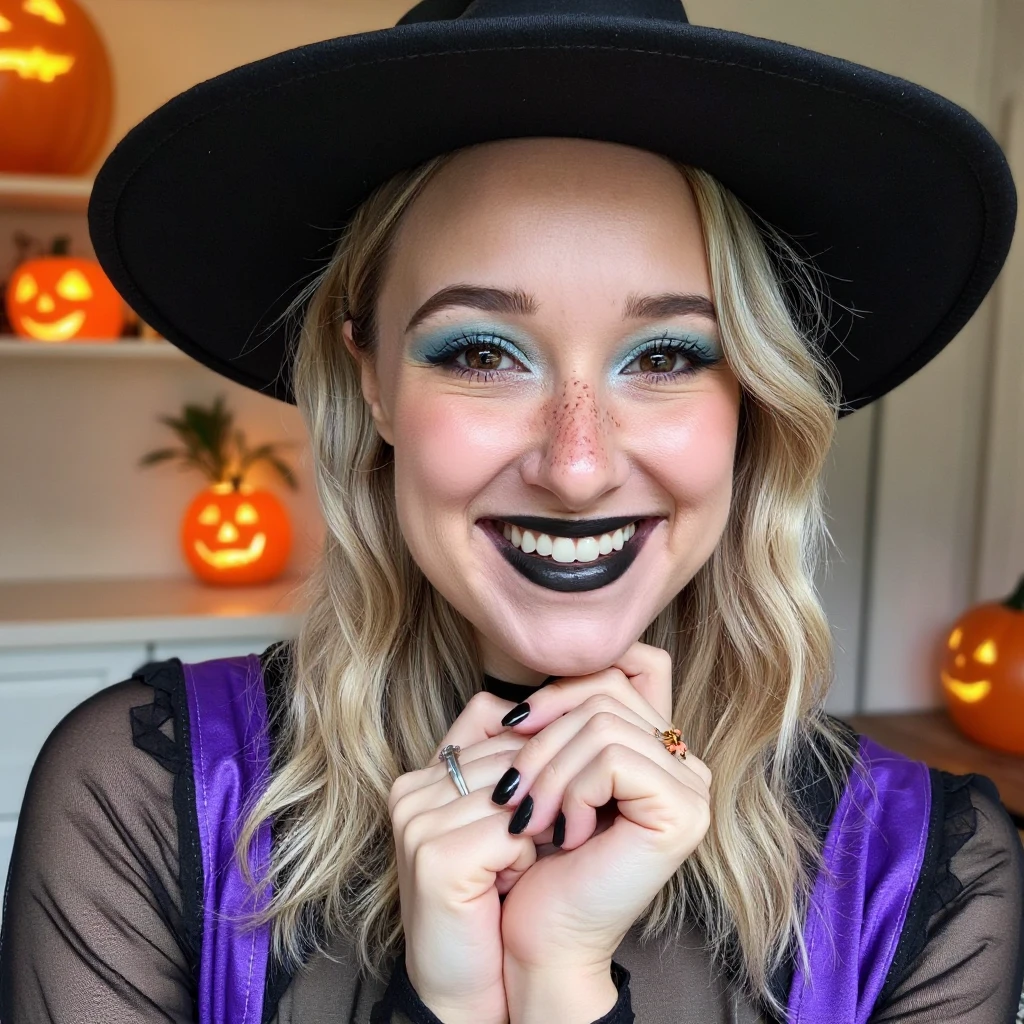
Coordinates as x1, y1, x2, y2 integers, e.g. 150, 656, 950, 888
0, 0, 113, 174
941, 574, 1024, 754
6, 237, 124, 341
140, 395, 298, 586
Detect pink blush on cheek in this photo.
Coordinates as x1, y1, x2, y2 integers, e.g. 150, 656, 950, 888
392, 395, 522, 515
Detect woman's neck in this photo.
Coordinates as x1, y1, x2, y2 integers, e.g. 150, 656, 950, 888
477, 634, 549, 687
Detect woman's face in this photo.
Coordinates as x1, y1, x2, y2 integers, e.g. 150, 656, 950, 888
347, 138, 742, 684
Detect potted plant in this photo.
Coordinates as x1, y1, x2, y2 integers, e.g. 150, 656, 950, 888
140, 394, 298, 586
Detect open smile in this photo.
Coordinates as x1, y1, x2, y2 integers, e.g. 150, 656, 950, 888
479, 514, 662, 592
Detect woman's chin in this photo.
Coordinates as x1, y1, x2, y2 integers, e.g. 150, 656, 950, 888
493, 622, 649, 680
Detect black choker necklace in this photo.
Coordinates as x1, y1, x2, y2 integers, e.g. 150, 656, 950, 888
482, 673, 556, 703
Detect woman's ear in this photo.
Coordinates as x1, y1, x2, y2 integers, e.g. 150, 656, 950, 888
342, 319, 395, 445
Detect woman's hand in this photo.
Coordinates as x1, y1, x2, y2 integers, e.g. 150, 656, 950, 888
388, 691, 558, 1024
494, 643, 712, 1019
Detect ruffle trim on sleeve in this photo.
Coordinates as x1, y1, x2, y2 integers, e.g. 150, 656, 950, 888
127, 644, 296, 1024
874, 768, 979, 1009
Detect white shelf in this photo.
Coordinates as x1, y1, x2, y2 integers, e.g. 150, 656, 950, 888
0, 337, 184, 358
0, 173, 93, 213
0, 575, 306, 648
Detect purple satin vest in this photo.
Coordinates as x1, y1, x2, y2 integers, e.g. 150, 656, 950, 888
182, 655, 932, 1024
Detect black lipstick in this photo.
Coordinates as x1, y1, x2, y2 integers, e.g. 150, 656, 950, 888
495, 514, 638, 539
481, 517, 660, 593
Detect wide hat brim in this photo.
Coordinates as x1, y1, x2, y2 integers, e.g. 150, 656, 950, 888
88, 9, 1017, 415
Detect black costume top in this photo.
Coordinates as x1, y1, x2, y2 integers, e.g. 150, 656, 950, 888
2, 642, 1023, 1023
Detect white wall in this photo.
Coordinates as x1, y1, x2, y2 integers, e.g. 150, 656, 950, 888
2, 0, 1020, 714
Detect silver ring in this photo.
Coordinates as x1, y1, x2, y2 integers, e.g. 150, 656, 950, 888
438, 744, 470, 797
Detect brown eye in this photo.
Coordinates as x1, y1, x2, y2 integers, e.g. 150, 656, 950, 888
638, 350, 677, 373
464, 345, 504, 370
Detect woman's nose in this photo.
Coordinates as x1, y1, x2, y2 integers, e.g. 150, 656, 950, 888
520, 378, 629, 508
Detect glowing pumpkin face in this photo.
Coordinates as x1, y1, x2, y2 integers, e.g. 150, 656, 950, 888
181, 483, 292, 586
0, 0, 113, 173
941, 576, 1024, 754
6, 256, 125, 341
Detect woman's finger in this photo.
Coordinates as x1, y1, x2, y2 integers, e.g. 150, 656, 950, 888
409, 809, 538, 895
503, 681, 712, 790
607, 641, 675, 722
496, 691, 703, 803
440, 690, 525, 755
528, 641, 673, 726
390, 738, 528, 815
495, 711, 710, 838
558, 743, 710, 856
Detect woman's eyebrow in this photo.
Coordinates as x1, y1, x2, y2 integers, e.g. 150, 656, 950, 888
404, 285, 717, 333
405, 285, 536, 333
622, 292, 718, 324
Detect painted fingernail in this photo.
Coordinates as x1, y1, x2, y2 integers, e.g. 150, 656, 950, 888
508, 794, 534, 834
501, 702, 531, 727
491, 767, 520, 805
552, 811, 566, 848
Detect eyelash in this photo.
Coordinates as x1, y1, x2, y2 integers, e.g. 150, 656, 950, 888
428, 331, 718, 383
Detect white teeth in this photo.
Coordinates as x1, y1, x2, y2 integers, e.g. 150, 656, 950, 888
501, 520, 641, 562
551, 537, 576, 563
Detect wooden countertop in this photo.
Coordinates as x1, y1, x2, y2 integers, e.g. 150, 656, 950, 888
0, 576, 306, 647
847, 710, 1024, 819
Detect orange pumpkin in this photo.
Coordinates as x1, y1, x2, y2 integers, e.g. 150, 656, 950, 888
0, 0, 113, 173
181, 481, 292, 586
6, 254, 125, 341
941, 574, 1024, 754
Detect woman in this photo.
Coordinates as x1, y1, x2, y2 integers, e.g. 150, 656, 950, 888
2, 2, 1022, 1022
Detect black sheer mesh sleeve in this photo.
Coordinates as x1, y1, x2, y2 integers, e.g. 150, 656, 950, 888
871, 774, 1024, 1023
0, 677, 194, 1022
368, 953, 633, 1024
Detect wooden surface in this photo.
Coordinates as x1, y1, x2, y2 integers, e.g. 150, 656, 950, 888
847, 710, 1024, 819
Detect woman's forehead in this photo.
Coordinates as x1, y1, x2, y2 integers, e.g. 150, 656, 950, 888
402, 136, 698, 228
383, 137, 711, 323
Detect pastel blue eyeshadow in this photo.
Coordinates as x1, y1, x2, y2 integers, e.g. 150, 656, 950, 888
408, 322, 538, 366
611, 328, 722, 374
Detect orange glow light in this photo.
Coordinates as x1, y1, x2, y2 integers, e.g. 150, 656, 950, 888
23, 0, 66, 25
0, 44, 73, 80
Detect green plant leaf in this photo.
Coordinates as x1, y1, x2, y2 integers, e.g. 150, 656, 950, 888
138, 448, 184, 467
265, 455, 299, 491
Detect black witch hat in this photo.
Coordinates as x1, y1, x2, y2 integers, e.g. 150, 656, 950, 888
88, 0, 1016, 415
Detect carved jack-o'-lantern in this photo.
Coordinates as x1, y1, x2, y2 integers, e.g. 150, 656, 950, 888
6, 253, 125, 341
0, 0, 113, 173
941, 575, 1024, 754
181, 481, 292, 586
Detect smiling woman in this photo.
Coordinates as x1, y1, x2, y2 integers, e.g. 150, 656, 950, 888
1, 2, 1022, 1023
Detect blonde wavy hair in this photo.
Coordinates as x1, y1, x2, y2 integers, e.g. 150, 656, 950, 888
238, 145, 853, 1015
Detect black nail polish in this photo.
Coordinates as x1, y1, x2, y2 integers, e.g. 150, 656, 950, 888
491, 767, 520, 805
552, 811, 566, 848
508, 795, 534, 834
501, 702, 531, 727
